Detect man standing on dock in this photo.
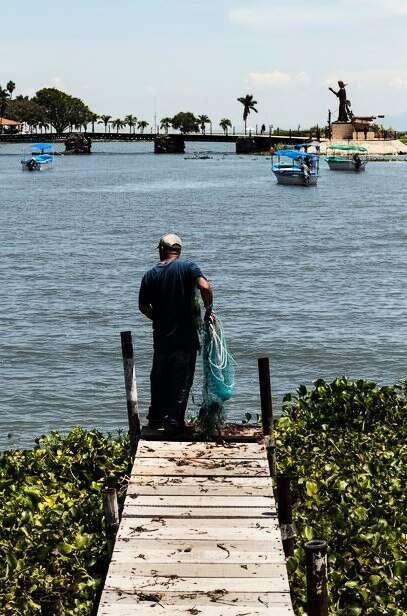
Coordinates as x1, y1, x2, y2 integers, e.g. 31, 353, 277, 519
139, 233, 214, 436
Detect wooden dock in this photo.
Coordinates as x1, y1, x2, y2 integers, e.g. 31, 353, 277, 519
97, 433, 294, 615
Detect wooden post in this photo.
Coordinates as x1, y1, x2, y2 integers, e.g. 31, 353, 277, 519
120, 331, 141, 457
257, 357, 277, 477
40, 593, 62, 616
276, 474, 294, 556
305, 540, 328, 616
103, 488, 120, 559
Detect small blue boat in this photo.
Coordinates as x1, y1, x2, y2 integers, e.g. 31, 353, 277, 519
21, 143, 55, 171
271, 148, 319, 186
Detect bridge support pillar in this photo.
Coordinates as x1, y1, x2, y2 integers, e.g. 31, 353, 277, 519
154, 135, 185, 154
236, 135, 272, 154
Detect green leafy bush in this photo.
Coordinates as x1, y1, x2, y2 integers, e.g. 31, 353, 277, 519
275, 377, 407, 615
0, 428, 131, 615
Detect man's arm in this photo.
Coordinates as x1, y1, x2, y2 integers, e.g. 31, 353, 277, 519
139, 304, 153, 320
196, 276, 213, 309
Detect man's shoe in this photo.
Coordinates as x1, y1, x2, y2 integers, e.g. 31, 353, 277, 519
147, 419, 164, 429
163, 423, 195, 437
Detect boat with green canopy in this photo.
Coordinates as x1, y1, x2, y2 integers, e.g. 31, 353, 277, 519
324, 144, 368, 172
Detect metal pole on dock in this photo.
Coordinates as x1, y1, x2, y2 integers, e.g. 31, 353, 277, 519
276, 474, 295, 556
257, 357, 277, 477
305, 539, 328, 616
103, 488, 120, 559
40, 593, 62, 616
120, 331, 141, 457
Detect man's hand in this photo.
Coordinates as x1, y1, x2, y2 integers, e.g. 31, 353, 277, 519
204, 305, 215, 323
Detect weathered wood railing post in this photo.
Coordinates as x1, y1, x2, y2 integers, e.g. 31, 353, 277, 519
103, 488, 120, 559
257, 357, 277, 477
120, 330, 141, 457
40, 593, 62, 616
276, 474, 295, 556
305, 539, 328, 616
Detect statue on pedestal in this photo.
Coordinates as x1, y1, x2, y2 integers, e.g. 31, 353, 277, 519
329, 80, 352, 122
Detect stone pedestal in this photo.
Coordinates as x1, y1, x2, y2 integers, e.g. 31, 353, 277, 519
331, 122, 353, 140
353, 131, 374, 141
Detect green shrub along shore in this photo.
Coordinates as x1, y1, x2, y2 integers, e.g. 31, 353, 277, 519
275, 377, 407, 615
0, 377, 406, 615
0, 429, 132, 615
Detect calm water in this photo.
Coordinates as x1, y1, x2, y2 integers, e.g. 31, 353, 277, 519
0, 141, 406, 450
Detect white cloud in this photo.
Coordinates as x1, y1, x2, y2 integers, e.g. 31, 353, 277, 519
327, 69, 407, 90
388, 75, 407, 89
248, 70, 310, 89
249, 71, 290, 88
37, 77, 68, 92
48, 77, 65, 90
230, 0, 407, 31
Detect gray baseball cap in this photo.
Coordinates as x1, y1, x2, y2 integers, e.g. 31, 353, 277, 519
158, 233, 183, 249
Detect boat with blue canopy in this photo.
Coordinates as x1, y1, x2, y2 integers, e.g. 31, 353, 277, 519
324, 144, 368, 171
21, 143, 55, 171
271, 149, 319, 186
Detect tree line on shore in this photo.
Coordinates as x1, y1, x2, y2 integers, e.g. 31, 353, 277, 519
3, 81, 402, 141
0, 81, 262, 136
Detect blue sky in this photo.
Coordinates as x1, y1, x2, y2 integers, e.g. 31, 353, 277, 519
2, 0, 407, 130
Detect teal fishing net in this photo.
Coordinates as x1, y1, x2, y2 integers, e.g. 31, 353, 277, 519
197, 316, 235, 437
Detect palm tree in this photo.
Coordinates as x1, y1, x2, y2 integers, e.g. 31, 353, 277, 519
137, 120, 149, 134
237, 94, 258, 134
90, 113, 99, 132
124, 114, 137, 134
6, 81, 16, 99
197, 114, 210, 135
160, 117, 172, 134
38, 120, 50, 134
99, 114, 111, 133
0, 85, 10, 118
111, 118, 125, 133
219, 118, 232, 136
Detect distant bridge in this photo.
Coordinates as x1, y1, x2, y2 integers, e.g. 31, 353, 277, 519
0, 131, 310, 153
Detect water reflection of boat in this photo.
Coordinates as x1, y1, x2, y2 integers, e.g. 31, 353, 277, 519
271, 149, 319, 186
324, 144, 368, 172
21, 143, 55, 171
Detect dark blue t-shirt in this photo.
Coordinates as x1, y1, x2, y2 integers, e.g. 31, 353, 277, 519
139, 258, 204, 352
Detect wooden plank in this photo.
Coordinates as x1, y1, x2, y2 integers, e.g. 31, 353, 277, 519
98, 595, 294, 613
122, 505, 277, 518
111, 538, 285, 562
127, 483, 272, 496
127, 477, 272, 497
103, 574, 289, 593
132, 458, 269, 476
141, 423, 263, 442
99, 589, 292, 607
97, 604, 293, 615
137, 441, 266, 459
125, 495, 273, 507
117, 517, 280, 541
105, 561, 287, 578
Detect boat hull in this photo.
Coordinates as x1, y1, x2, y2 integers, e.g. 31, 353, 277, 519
21, 155, 54, 171
21, 162, 53, 171
272, 170, 318, 186
325, 158, 367, 172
